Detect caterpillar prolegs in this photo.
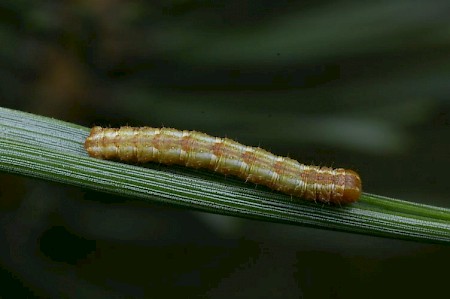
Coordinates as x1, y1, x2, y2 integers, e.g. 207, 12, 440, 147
84, 126, 362, 204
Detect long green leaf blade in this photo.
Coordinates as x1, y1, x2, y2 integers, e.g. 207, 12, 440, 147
0, 107, 449, 244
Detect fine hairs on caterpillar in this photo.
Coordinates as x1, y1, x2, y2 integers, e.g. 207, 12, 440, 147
85, 126, 362, 204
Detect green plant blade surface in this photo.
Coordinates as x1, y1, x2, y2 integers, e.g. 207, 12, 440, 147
0, 107, 449, 244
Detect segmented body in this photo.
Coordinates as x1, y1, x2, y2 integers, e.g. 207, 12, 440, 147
84, 126, 362, 204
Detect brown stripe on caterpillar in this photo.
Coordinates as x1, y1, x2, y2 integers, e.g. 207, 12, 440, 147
84, 126, 362, 204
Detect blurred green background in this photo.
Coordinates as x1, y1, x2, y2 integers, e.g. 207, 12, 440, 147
1, 0, 449, 298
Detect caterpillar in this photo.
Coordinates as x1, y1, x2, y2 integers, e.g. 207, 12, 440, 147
84, 126, 362, 204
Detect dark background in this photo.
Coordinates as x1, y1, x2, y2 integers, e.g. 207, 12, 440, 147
1, 0, 449, 298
